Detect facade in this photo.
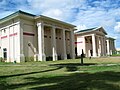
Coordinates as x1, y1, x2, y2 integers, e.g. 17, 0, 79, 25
106, 37, 116, 55
0, 10, 75, 63
75, 27, 108, 57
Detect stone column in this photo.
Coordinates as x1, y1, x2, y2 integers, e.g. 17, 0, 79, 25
82, 36, 86, 56
96, 36, 99, 56
106, 40, 110, 55
0, 29, 2, 58
51, 26, 57, 61
109, 40, 112, 55
17, 22, 25, 63
98, 36, 101, 57
101, 37, 104, 56
7, 27, 10, 62
62, 29, 67, 60
70, 30, 75, 59
37, 23, 46, 61
103, 37, 106, 56
92, 34, 97, 57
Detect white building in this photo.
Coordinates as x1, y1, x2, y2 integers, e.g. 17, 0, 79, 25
106, 37, 116, 55
75, 27, 116, 57
0, 10, 75, 63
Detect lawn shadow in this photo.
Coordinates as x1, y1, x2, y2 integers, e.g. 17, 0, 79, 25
5, 71, 120, 90
50, 63, 97, 72
0, 63, 120, 90
0, 66, 63, 79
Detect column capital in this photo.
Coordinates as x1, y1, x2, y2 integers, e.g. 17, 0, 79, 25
52, 26, 56, 29
37, 23, 44, 27
92, 34, 96, 36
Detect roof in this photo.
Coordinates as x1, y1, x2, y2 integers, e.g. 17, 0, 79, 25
76, 27, 97, 33
75, 27, 107, 35
0, 10, 76, 28
107, 37, 115, 40
0, 10, 36, 23
36, 15, 76, 27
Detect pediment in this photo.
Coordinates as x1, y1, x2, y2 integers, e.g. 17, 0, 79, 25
95, 27, 107, 35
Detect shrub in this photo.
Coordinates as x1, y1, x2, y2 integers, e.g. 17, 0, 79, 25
25, 57, 34, 62
0, 57, 4, 62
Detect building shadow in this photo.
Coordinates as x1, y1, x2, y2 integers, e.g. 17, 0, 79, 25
50, 63, 96, 72
0, 67, 62, 79
3, 71, 120, 90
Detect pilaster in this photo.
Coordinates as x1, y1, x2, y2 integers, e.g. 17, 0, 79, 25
62, 29, 67, 60
92, 34, 97, 57
70, 30, 75, 59
18, 22, 25, 63
51, 26, 57, 61
37, 23, 46, 61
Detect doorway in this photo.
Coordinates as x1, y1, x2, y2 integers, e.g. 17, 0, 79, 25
3, 48, 7, 60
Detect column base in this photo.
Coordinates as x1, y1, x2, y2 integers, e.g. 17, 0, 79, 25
37, 54, 46, 61
53, 53, 57, 61
34, 54, 37, 61
16, 54, 25, 63
62, 54, 67, 60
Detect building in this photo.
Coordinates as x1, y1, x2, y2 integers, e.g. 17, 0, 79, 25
106, 37, 116, 55
75, 27, 108, 57
0, 10, 75, 63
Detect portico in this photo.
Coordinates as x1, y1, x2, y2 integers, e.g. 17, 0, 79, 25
35, 15, 75, 61
75, 27, 107, 57
106, 37, 116, 55
37, 23, 75, 61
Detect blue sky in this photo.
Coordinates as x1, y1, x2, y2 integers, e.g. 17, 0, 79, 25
0, 0, 120, 48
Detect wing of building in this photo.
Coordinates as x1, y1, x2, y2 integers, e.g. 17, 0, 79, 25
0, 10, 76, 63
75, 27, 116, 57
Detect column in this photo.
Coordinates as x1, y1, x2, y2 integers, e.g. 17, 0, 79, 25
37, 23, 46, 61
92, 34, 97, 57
98, 36, 101, 57
0, 30, 2, 58
7, 27, 10, 62
101, 37, 104, 56
17, 22, 25, 63
96, 36, 99, 56
82, 36, 86, 56
103, 37, 106, 56
106, 40, 110, 55
51, 26, 57, 61
62, 29, 67, 60
109, 40, 112, 55
70, 30, 75, 59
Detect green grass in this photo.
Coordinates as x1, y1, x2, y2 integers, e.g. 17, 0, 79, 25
0, 57, 120, 90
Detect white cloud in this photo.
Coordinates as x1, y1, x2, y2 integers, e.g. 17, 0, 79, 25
1, 0, 120, 48
74, 25, 87, 33
26, 0, 87, 21
114, 22, 120, 33
42, 9, 63, 20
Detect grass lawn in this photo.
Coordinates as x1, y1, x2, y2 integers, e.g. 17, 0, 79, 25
0, 57, 120, 90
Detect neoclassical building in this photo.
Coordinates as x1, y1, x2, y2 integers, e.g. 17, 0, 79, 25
106, 37, 116, 55
75, 27, 110, 57
0, 10, 75, 63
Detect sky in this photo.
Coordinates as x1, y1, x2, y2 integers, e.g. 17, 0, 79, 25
0, 0, 120, 48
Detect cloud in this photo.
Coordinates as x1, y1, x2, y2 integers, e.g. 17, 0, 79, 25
1, 0, 120, 48
26, 0, 87, 21
114, 22, 120, 33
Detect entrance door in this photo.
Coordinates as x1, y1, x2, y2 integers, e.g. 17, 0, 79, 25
3, 48, 7, 60
90, 50, 93, 56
